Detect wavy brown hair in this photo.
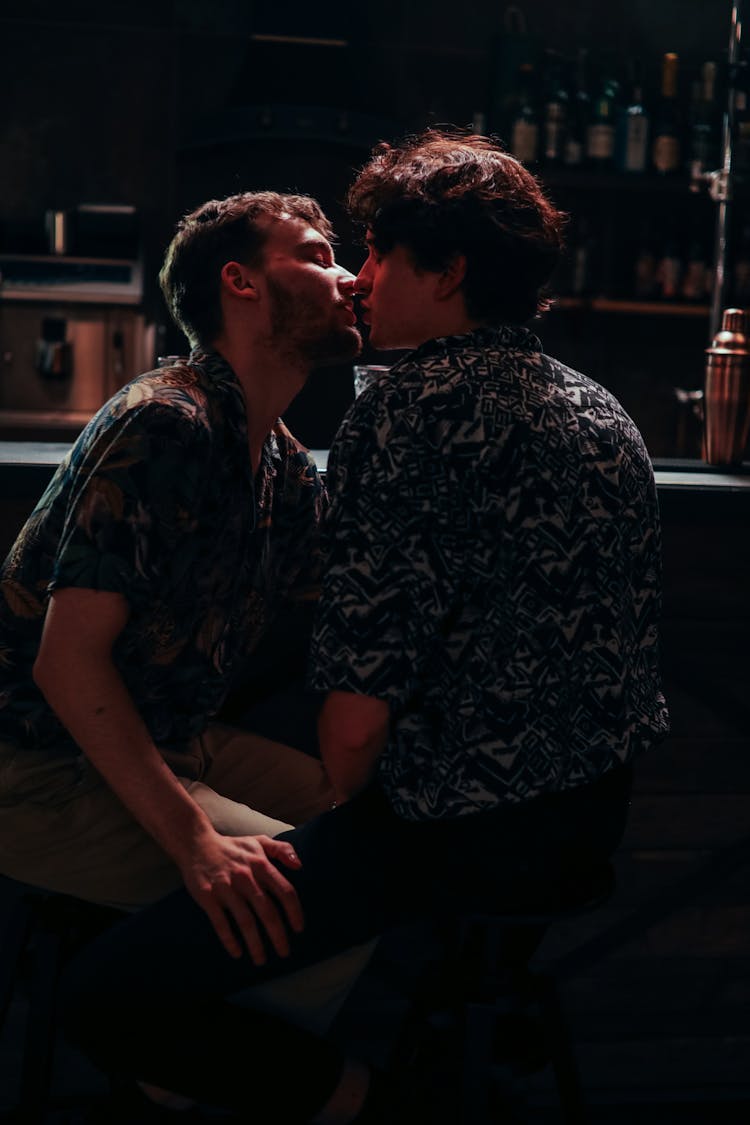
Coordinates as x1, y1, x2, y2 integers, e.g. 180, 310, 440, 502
347, 128, 567, 325
159, 191, 334, 346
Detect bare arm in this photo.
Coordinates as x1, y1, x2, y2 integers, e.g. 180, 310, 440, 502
34, 587, 303, 960
317, 690, 390, 802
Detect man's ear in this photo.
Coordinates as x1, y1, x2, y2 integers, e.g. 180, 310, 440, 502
435, 254, 468, 300
220, 261, 259, 299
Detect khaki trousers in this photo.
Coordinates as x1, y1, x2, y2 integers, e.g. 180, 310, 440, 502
0, 723, 376, 1033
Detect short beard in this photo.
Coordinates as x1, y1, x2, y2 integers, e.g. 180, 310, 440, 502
266, 278, 361, 367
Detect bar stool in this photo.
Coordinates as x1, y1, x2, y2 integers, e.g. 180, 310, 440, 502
0, 878, 122, 1124
395, 861, 615, 1125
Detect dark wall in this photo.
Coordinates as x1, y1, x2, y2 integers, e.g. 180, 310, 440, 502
2, 0, 731, 240
1, 0, 734, 448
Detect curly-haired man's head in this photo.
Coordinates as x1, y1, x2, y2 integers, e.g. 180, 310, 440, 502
347, 129, 567, 329
160, 191, 334, 346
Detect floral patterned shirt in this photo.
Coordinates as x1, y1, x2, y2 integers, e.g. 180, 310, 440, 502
309, 325, 670, 820
0, 349, 326, 760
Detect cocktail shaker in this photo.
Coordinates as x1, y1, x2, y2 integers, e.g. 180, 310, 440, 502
703, 307, 750, 467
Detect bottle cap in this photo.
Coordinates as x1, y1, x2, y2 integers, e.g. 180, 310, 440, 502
722, 308, 749, 335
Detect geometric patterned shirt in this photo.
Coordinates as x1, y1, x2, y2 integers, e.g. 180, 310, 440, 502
309, 325, 670, 820
0, 349, 326, 763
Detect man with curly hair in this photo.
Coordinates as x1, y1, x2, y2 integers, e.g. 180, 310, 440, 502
59, 133, 669, 1125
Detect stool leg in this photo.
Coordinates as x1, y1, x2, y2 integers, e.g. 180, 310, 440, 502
463, 1002, 497, 1125
0, 898, 31, 1030
538, 974, 591, 1125
19, 919, 64, 1125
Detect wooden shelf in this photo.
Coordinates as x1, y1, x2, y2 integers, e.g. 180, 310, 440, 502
552, 297, 711, 317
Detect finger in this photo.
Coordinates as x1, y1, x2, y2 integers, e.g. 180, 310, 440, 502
223, 889, 267, 965
259, 866, 305, 935
237, 882, 292, 959
262, 838, 302, 869
200, 898, 243, 960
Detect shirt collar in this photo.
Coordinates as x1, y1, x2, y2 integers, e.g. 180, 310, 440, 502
187, 346, 241, 389
186, 347, 283, 466
406, 324, 543, 365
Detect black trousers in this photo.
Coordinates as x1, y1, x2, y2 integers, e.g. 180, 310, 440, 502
60, 765, 632, 1123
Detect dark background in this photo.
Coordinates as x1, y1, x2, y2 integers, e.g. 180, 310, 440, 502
0, 0, 732, 452
2, 6, 750, 1118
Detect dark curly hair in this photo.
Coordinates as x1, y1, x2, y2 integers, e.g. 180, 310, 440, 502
347, 128, 567, 325
159, 191, 334, 346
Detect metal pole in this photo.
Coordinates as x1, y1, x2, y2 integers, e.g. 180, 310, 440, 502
709, 0, 744, 340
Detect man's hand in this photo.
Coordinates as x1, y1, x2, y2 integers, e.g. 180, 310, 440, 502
318, 691, 390, 802
35, 590, 305, 964
180, 830, 304, 962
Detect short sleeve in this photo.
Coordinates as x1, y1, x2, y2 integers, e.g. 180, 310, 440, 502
50, 404, 209, 607
309, 411, 464, 708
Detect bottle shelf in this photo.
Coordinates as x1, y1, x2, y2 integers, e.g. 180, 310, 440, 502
553, 296, 711, 316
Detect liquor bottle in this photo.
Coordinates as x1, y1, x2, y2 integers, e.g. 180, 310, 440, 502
541, 49, 568, 166
586, 74, 619, 169
616, 63, 650, 174
688, 61, 719, 181
571, 218, 595, 296
564, 48, 590, 168
652, 53, 682, 175
733, 81, 750, 177
686, 79, 703, 177
732, 223, 750, 305
509, 62, 540, 165
472, 109, 487, 135
633, 225, 659, 299
486, 3, 536, 137
681, 240, 710, 303
655, 231, 682, 300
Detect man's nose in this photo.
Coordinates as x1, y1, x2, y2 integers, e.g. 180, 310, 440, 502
337, 266, 357, 294
352, 264, 371, 295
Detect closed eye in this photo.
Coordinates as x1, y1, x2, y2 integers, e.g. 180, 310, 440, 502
300, 238, 336, 269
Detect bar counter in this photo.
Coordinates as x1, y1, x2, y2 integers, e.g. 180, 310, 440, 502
2, 441, 745, 626
2, 440, 749, 507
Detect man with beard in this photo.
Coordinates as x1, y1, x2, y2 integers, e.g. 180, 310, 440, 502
0, 191, 362, 953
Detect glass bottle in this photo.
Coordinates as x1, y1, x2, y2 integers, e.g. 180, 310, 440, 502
586, 74, 619, 169
616, 62, 650, 174
681, 239, 710, 303
563, 48, 590, 168
655, 230, 683, 300
732, 222, 750, 305
571, 217, 595, 296
733, 81, 750, 177
652, 52, 682, 175
541, 49, 568, 166
688, 61, 719, 181
509, 62, 540, 165
633, 224, 659, 299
